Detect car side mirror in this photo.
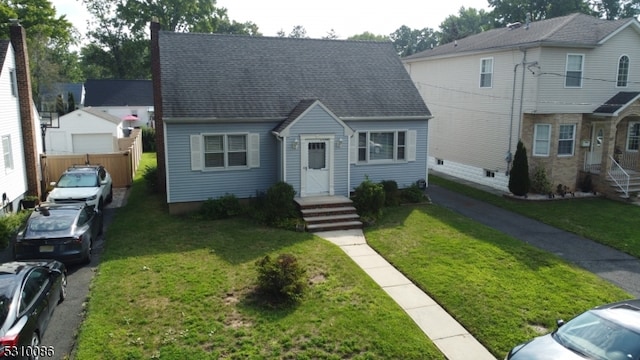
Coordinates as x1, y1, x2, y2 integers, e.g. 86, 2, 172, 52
49, 268, 63, 276
49, 181, 57, 186
556, 319, 565, 328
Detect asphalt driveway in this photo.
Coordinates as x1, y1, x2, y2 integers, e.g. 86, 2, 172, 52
427, 180, 640, 298
0, 189, 129, 359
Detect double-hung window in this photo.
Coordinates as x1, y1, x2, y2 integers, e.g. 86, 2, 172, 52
357, 130, 411, 162
204, 134, 247, 168
558, 124, 576, 156
627, 122, 640, 151
2, 135, 13, 172
480, 58, 493, 88
533, 124, 551, 156
565, 54, 584, 87
617, 55, 630, 87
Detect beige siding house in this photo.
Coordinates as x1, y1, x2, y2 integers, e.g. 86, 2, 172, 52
404, 13, 640, 198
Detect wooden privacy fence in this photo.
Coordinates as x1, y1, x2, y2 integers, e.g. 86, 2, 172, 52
40, 129, 143, 189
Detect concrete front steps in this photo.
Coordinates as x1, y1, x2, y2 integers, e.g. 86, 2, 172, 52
607, 171, 640, 200
295, 196, 363, 232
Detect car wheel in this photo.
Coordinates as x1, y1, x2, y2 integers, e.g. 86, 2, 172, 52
58, 273, 67, 304
83, 241, 92, 264
106, 185, 113, 204
29, 332, 40, 360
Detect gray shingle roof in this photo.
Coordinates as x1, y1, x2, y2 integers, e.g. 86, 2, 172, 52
158, 32, 431, 120
84, 79, 153, 106
404, 13, 637, 61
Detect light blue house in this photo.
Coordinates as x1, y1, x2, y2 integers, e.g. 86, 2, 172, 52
151, 25, 432, 215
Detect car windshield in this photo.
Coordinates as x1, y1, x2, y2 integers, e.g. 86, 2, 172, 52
56, 173, 98, 188
28, 215, 74, 232
553, 310, 640, 360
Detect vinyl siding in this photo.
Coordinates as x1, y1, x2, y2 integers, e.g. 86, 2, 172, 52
347, 120, 428, 189
537, 26, 640, 113
165, 122, 279, 203
406, 48, 537, 174
285, 105, 350, 197
0, 44, 28, 207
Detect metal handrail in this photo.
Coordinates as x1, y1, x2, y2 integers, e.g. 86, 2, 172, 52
608, 155, 630, 197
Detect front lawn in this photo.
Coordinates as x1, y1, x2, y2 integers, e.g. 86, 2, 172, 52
429, 175, 640, 258
73, 153, 443, 359
366, 204, 631, 358
74, 155, 632, 359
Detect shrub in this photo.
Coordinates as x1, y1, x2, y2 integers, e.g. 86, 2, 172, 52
142, 165, 159, 193
255, 253, 307, 305
530, 166, 553, 195
352, 177, 385, 220
0, 211, 30, 249
401, 183, 426, 203
200, 193, 243, 220
508, 140, 530, 196
141, 126, 156, 152
580, 173, 594, 193
261, 182, 297, 226
380, 180, 400, 206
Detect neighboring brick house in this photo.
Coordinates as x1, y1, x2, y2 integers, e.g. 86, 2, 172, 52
404, 13, 640, 198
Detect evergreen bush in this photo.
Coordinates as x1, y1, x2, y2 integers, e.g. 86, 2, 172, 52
0, 211, 30, 249
352, 176, 385, 220
380, 180, 400, 206
142, 165, 159, 193
200, 194, 243, 219
255, 253, 307, 305
530, 166, 552, 195
508, 140, 530, 196
141, 127, 156, 152
401, 183, 426, 203
262, 181, 297, 226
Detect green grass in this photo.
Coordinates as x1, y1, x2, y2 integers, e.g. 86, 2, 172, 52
365, 204, 631, 358
74, 153, 444, 359
74, 156, 635, 359
429, 175, 640, 257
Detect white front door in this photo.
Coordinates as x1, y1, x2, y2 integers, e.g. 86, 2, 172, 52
588, 124, 605, 168
301, 137, 333, 196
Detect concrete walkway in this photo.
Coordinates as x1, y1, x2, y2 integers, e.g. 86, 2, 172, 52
315, 229, 496, 360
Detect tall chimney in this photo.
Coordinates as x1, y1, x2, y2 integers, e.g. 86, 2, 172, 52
150, 18, 167, 196
10, 22, 41, 199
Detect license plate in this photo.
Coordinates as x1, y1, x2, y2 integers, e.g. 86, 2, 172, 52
39, 245, 54, 253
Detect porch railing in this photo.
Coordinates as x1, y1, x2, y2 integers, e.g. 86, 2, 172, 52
608, 155, 630, 198
615, 151, 639, 170
583, 152, 601, 173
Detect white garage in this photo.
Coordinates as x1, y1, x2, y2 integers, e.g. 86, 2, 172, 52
45, 107, 126, 155
72, 133, 115, 153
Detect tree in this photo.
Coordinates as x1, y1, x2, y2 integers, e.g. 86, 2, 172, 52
348, 32, 390, 41
0, 0, 77, 102
55, 94, 65, 116
438, 7, 494, 45
592, 0, 640, 19
488, 0, 594, 26
278, 25, 308, 38
81, 0, 150, 79
508, 140, 530, 197
389, 25, 438, 57
67, 92, 76, 113
322, 29, 339, 40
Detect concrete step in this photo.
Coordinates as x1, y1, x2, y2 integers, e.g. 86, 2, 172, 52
306, 220, 363, 232
304, 213, 361, 225
300, 206, 357, 217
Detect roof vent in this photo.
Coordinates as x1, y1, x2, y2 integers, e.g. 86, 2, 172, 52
507, 22, 522, 29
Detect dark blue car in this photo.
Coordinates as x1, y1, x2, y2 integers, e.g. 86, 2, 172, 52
0, 260, 66, 359
14, 203, 103, 265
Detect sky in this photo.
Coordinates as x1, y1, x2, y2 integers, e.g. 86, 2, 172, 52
55, 0, 491, 41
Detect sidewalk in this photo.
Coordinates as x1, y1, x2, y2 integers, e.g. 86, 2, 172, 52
315, 229, 496, 360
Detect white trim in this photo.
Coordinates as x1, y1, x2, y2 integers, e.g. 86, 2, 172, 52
533, 124, 551, 157
564, 53, 584, 88
557, 124, 576, 157
626, 121, 640, 151
616, 54, 630, 88
479, 57, 493, 88
300, 134, 335, 197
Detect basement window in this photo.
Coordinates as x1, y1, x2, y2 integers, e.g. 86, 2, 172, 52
436, 158, 444, 165
484, 170, 495, 178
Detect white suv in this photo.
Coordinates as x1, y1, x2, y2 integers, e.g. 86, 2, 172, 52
46, 165, 113, 209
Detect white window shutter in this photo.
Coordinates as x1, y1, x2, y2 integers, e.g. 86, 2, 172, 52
407, 130, 417, 162
190, 135, 203, 171
248, 133, 260, 168
350, 134, 357, 164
